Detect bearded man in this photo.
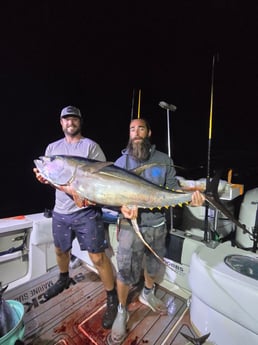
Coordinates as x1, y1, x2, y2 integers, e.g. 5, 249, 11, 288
109, 118, 204, 344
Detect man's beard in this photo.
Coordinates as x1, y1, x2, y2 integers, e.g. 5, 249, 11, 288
127, 137, 151, 162
64, 126, 81, 137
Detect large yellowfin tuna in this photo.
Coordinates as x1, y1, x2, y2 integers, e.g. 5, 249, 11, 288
34, 155, 192, 209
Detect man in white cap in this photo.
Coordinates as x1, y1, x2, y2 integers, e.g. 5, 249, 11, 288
33, 105, 118, 329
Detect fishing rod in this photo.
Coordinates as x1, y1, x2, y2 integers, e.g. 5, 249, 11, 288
130, 89, 135, 120
207, 55, 216, 182
204, 53, 218, 242
130, 89, 141, 119
137, 89, 141, 118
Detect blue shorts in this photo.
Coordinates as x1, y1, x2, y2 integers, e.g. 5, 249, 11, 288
116, 220, 167, 285
52, 207, 108, 253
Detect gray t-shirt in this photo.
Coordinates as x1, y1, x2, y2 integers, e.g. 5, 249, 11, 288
45, 137, 106, 214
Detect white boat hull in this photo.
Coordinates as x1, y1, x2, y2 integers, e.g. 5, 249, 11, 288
189, 242, 258, 345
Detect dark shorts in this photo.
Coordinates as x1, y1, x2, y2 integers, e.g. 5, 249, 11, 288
116, 220, 167, 285
52, 207, 108, 253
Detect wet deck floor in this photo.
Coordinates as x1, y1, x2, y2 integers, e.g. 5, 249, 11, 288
5, 264, 199, 345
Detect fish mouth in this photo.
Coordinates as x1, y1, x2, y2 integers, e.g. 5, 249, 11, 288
34, 155, 75, 186
34, 158, 44, 170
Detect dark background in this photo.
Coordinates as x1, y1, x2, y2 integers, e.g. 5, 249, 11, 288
1, 2, 258, 218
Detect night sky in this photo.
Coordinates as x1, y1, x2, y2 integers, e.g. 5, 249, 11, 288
1, 2, 258, 217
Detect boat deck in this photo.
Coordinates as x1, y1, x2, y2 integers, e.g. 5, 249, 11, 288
5, 264, 199, 345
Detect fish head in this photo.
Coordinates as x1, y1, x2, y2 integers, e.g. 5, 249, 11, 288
34, 155, 75, 186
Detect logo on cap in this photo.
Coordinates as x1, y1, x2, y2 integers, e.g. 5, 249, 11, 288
60, 106, 82, 118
